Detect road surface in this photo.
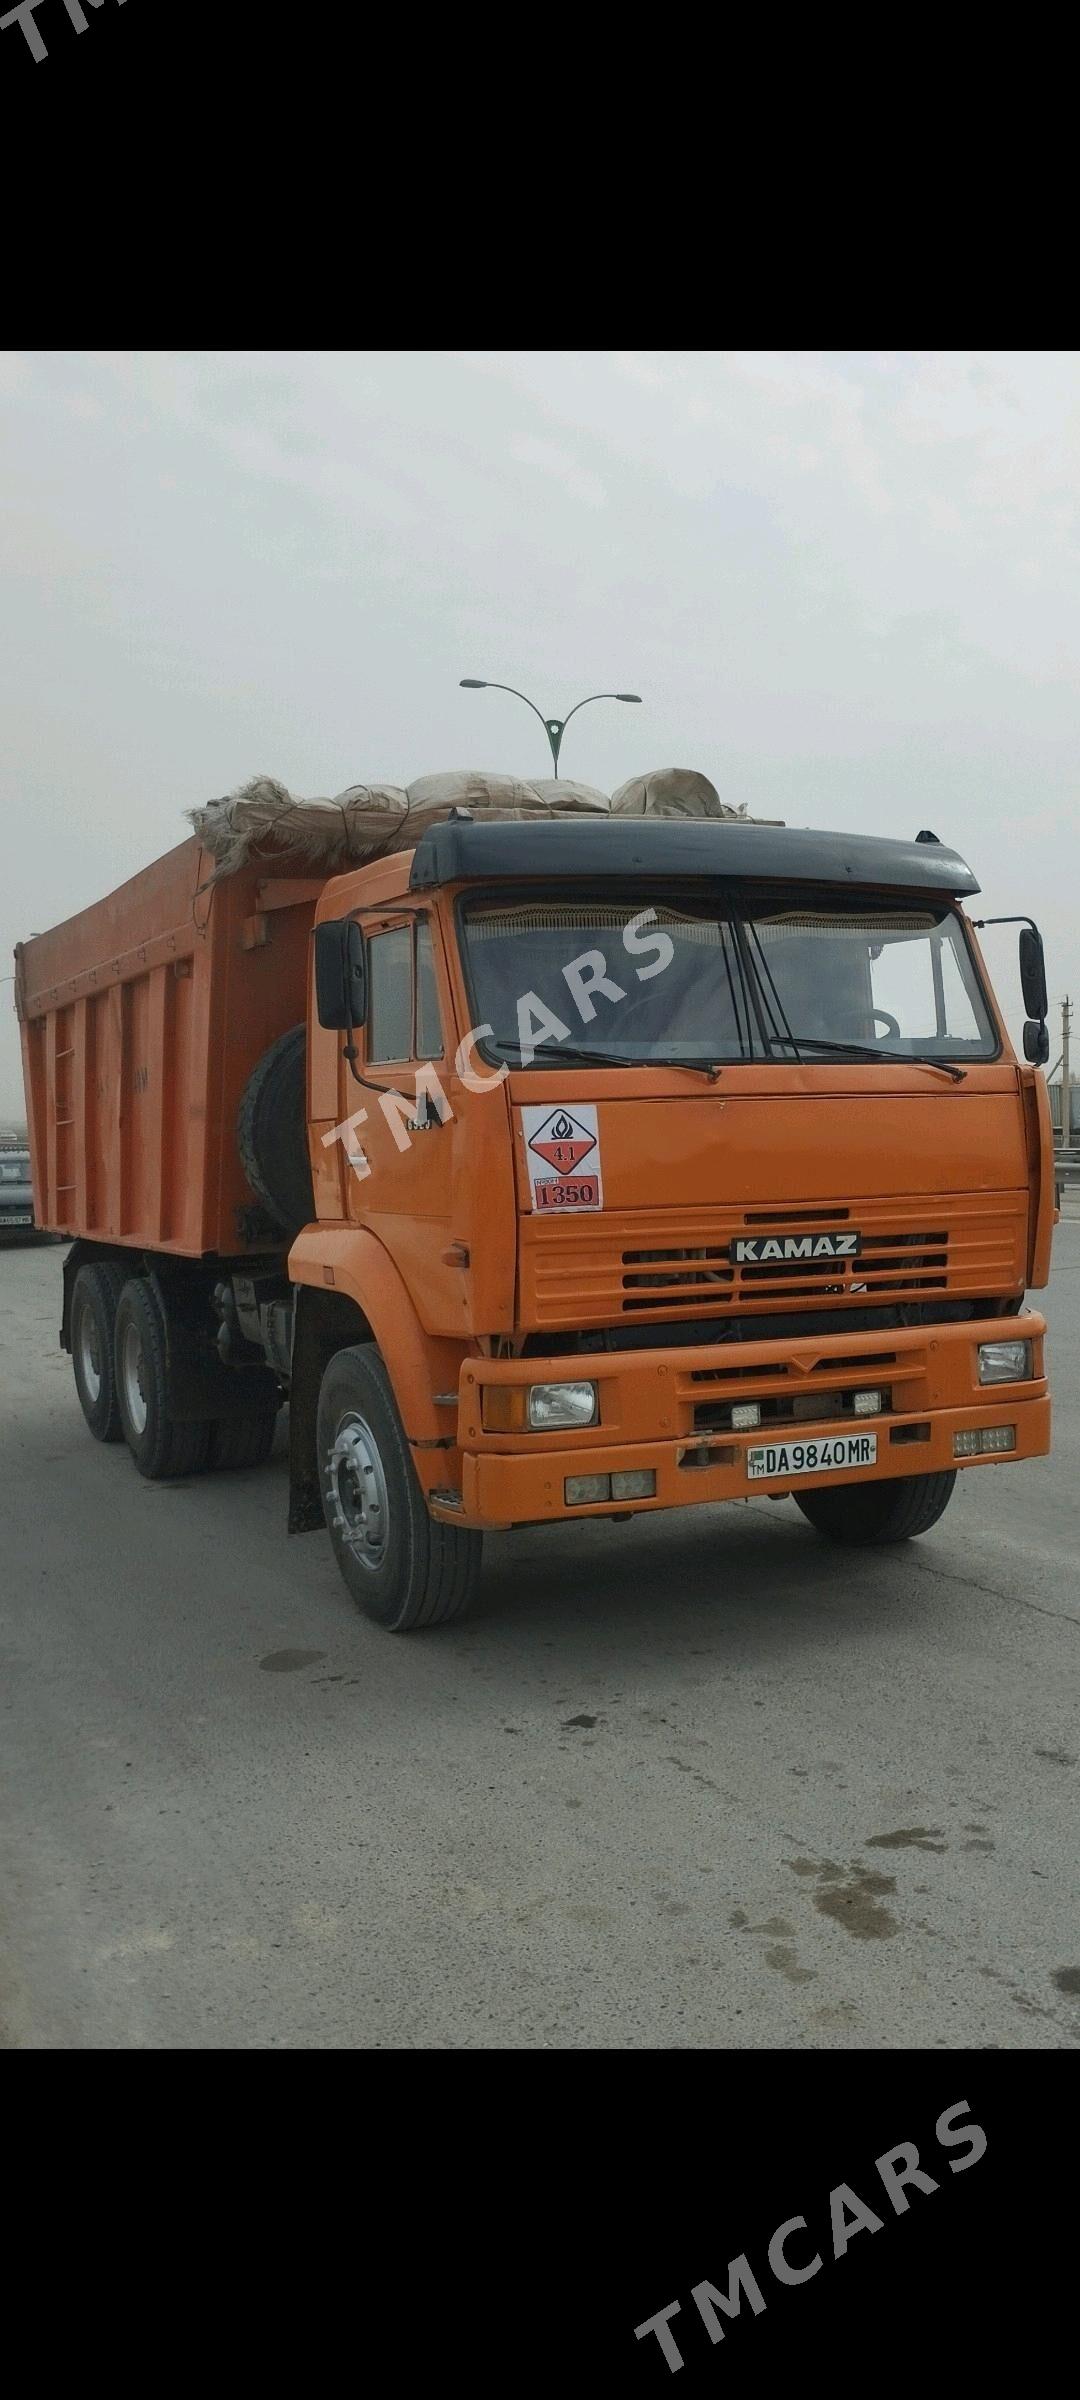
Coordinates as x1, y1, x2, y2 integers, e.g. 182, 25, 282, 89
2, 1222, 1078, 2047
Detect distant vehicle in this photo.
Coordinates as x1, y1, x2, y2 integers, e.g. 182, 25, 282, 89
0, 1140, 37, 1237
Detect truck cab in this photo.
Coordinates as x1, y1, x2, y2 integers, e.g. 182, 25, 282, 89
284, 816, 1053, 1627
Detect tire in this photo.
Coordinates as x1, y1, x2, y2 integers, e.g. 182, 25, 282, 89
209, 1410, 279, 1471
317, 1343, 481, 1631
794, 1469, 957, 1546
71, 1260, 127, 1442
113, 1277, 212, 1480
237, 1024, 315, 1238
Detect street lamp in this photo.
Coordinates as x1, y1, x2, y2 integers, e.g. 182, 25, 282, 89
459, 679, 641, 776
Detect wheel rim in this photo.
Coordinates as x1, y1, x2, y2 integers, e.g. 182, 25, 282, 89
77, 1303, 103, 1404
326, 1411, 389, 1572
120, 1318, 149, 1435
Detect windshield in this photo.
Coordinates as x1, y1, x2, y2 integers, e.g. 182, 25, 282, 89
460, 884, 999, 1067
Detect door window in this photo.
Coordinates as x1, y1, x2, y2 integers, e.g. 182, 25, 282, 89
415, 919, 444, 1059
366, 918, 444, 1063
367, 926, 413, 1062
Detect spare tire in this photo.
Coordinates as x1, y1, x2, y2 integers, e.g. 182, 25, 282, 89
237, 1023, 315, 1237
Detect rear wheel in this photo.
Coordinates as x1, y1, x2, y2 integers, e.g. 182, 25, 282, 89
794, 1469, 957, 1545
317, 1344, 481, 1631
71, 1260, 127, 1442
209, 1410, 279, 1471
114, 1278, 211, 1480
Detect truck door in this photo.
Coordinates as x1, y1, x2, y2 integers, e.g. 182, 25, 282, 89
345, 908, 461, 1332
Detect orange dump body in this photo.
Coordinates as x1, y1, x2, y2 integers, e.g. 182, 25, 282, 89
16, 838, 321, 1257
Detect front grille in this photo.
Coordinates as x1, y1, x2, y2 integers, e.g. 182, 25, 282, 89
691, 1384, 893, 1434
675, 1343, 923, 1432
622, 1225, 950, 1308
521, 1195, 1026, 1333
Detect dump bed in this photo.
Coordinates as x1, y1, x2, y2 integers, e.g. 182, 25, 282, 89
15, 839, 322, 1257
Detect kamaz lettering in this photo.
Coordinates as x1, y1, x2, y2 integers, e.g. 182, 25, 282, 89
731, 1232, 862, 1264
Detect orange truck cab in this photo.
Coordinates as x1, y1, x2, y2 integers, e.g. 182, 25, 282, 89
17, 813, 1054, 1631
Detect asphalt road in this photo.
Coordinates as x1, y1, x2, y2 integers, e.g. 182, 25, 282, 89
2, 1222, 1078, 2050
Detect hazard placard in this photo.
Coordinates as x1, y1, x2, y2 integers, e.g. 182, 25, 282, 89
521, 1103, 604, 1213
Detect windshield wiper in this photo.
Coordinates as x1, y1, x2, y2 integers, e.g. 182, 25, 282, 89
769, 1036, 966, 1084
488, 1039, 723, 1081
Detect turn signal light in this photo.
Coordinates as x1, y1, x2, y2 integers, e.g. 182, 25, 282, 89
482, 1386, 528, 1432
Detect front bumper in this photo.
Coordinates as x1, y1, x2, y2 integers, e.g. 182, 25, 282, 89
446, 1313, 1049, 1528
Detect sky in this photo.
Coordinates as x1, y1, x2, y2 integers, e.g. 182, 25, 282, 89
2, 347, 1077, 1120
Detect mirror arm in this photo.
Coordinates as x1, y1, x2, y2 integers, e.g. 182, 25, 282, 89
971, 916, 1049, 1026
342, 1039, 386, 1096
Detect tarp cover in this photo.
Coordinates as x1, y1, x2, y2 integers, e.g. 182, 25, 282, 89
610, 766, 748, 820
190, 766, 767, 882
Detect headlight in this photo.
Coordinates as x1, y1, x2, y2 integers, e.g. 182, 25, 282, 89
528, 1381, 599, 1430
977, 1340, 1032, 1385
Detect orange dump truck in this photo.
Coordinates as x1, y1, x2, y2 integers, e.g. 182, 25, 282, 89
16, 815, 1054, 1630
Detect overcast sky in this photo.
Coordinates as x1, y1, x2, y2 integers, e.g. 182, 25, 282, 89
2, 348, 1077, 1119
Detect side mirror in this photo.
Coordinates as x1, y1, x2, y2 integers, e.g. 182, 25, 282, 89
1023, 1019, 1049, 1066
1019, 925, 1047, 1023
314, 917, 366, 1030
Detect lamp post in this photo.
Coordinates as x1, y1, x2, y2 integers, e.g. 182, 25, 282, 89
459, 680, 641, 776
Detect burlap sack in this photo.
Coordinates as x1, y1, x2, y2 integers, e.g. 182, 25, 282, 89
190, 776, 408, 882
524, 779, 610, 815
191, 763, 766, 882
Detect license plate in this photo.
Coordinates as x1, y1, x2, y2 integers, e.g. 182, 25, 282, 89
2, 1213, 33, 1226
746, 1433, 877, 1480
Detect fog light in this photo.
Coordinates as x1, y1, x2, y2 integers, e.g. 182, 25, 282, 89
732, 1402, 760, 1431
853, 1389, 883, 1416
565, 1474, 611, 1505
977, 1340, 1031, 1385
611, 1469, 656, 1501
528, 1381, 599, 1430
954, 1425, 1017, 1457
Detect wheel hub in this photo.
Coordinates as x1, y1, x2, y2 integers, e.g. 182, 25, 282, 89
120, 1319, 148, 1435
326, 1413, 389, 1572
78, 1307, 103, 1404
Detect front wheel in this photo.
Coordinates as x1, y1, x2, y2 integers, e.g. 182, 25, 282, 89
317, 1344, 481, 1631
794, 1469, 956, 1545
